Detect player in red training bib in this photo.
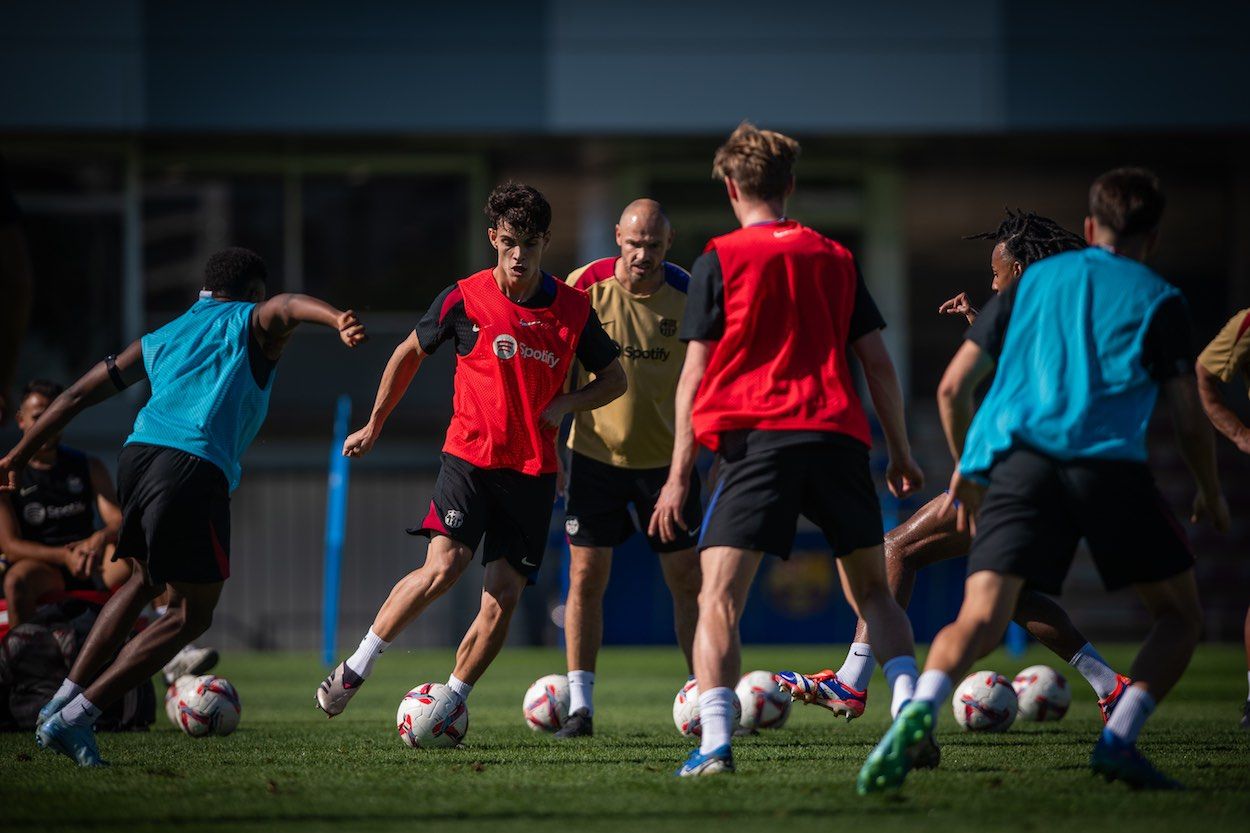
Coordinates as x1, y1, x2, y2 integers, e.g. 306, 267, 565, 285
316, 184, 626, 720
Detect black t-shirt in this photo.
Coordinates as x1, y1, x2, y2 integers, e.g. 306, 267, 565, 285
680, 249, 886, 343
11, 448, 96, 547
415, 273, 620, 373
966, 280, 1193, 382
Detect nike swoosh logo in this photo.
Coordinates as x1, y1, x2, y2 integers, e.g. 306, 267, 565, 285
853, 652, 870, 658
19, 486, 37, 496
773, 229, 797, 238
686, 525, 701, 538
521, 557, 538, 567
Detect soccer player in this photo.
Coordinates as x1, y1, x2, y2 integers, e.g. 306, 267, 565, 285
778, 211, 1131, 722
1194, 307, 1250, 729
556, 199, 700, 738
0, 247, 366, 766
316, 184, 626, 721
1, 379, 130, 625
859, 168, 1228, 794
650, 122, 924, 776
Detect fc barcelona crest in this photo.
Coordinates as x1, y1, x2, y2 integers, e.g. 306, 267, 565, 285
659, 318, 677, 338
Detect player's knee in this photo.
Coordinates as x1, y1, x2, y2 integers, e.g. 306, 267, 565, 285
696, 590, 739, 628
424, 560, 467, 597
569, 560, 610, 597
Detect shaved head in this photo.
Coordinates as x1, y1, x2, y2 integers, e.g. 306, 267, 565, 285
615, 199, 675, 289
619, 198, 671, 235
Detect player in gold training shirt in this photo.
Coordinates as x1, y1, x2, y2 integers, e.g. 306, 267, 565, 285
1195, 308, 1250, 730
555, 199, 702, 738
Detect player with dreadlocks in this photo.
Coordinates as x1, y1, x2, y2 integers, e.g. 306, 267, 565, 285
777, 209, 1130, 735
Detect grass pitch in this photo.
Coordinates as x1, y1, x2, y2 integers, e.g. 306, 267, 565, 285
2, 644, 1247, 832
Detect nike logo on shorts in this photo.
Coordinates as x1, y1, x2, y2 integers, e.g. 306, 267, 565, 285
19, 486, 37, 496
521, 557, 538, 567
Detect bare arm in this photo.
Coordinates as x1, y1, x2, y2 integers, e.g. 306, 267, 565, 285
540, 360, 628, 430
0, 340, 147, 490
852, 329, 924, 497
647, 339, 712, 543
252, 293, 367, 359
342, 331, 424, 458
0, 494, 74, 567
1195, 361, 1250, 454
1162, 374, 1230, 531
0, 225, 33, 423
936, 340, 996, 461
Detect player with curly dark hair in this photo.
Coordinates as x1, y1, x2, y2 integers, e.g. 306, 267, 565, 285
317, 184, 627, 723
778, 209, 1129, 734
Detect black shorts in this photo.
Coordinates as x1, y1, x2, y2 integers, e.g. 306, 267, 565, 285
411, 453, 556, 584
967, 448, 1194, 594
563, 451, 703, 553
115, 444, 231, 585
698, 432, 883, 558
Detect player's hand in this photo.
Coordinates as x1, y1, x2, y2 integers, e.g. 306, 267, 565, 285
62, 547, 92, 580
648, 477, 689, 544
0, 453, 20, 491
885, 454, 924, 498
343, 423, 379, 458
939, 470, 984, 535
336, 310, 368, 348
938, 293, 978, 325
69, 531, 107, 571
540, 396, 571, 432
1191, 490, 1231, 533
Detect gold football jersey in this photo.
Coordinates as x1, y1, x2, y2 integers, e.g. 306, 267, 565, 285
567, 258, 690, 469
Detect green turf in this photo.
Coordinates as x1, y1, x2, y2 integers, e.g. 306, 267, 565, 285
1, 645, 1247, 832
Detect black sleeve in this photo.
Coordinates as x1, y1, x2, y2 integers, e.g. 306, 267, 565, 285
965, 281, 1017, 360
576, 308, 621, 374
847, 261, 887, 342
414, 284, 461, 355
1142, 295, 1193, 382
0, 155, 21, 226
679, 250, 724, 342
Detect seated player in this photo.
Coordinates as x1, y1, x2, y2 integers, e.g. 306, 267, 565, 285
859, 168, 1227, 794
1, 379, 130, 625
556, 199, 701, 738
1193, 307, 1250, 730
778, 211, 1131, 723
1, 247, 366, 766
316, 184, 626, 722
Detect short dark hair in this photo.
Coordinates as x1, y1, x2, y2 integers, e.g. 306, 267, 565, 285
204, 247, 268, 298
22, 379, 64, 402
485, 183, 551, 238
712, 121, 801, 201
1089, 167, 1165, 239
965, 209, 1086, 268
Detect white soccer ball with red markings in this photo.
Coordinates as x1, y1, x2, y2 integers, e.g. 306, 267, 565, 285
174, 674, 241, 737
1012, 665, 1071, 722
735, 670, 791, 731
672, 678, 743, 737
163, 675, 196, 727
953, 670, 1017, 732
397, 682, 468, 749
522, 674, 569, 732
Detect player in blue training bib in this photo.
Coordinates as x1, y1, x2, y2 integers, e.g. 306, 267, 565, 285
0, 247, 367, 767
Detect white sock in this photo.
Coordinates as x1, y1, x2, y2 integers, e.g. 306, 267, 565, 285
568, 670, 595, 716
837, 643, 876, 692
882, 655, 919, 718
345, 629, 390, 679
61, 694, 101, 727
1105, 685, 1155, 745
913, 670, 953, 717
54, 678, 83, 704
697, 686, 735, 755
1069, 642, 1120, 699
446, 674, 473, 704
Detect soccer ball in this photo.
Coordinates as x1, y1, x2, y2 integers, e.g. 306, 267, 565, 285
163, 675, 196, 728
735, 670, 791, 731
397, 683, 468, 749
522, 674, 569, 732
672, 678, 743, 737
175, 675, 241, 737
1012, 665, 1071, 721
952, 670, 1017, 732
